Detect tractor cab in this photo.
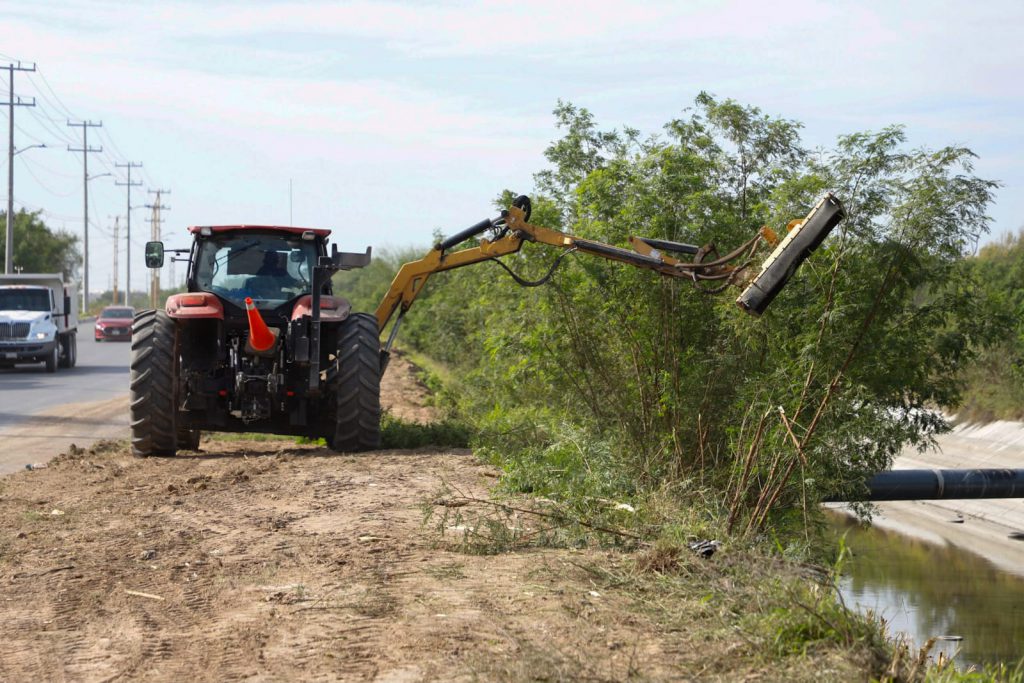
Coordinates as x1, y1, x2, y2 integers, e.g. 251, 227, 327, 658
186, 225, 330, 311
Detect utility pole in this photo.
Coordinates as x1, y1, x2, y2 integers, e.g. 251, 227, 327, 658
3, 60, 37, 274
67, 120, 103, 312
145, 188, 170, 308
111, 216, 119, 305
115, 162, 142, 307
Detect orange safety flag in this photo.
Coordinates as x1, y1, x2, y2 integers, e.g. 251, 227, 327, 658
244, 297, 277, 352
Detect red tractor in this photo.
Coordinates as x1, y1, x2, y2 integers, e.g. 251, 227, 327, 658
133, 224, 377, 455
132, 194, 844, 456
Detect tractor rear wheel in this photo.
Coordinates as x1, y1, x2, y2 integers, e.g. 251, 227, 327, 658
327, 313, 381, 452
130, 310, 180, 456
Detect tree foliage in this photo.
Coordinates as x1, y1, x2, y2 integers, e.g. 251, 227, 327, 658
335, 95, 1004, 536
957, 230, 1024, 420
0, 209, 80, 280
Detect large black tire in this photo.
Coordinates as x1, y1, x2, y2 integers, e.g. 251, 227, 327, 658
327, 313, 381, 452
58, 333, 77, 368
44, 343, 58, 373
130, 310, 179, 456
58, 335, 69, 369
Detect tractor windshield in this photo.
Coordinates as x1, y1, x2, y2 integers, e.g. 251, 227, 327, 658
193, 232, 318, 308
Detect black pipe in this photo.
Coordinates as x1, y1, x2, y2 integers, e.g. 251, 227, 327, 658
824, 468, 1024, 502
637, 237, 700, 255
436, 218, 493, 251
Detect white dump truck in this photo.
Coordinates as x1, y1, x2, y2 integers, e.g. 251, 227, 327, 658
0, 273, 78, 372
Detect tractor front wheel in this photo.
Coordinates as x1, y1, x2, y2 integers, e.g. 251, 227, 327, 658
130, 310, 180, 456
327, 313, 381, 452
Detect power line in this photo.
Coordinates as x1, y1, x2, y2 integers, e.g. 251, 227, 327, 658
25, 106, 77, 145
9, 197, 80, 222
15, 148, 76, 179
27, 69, 79, 121
12, 119, 50, 146
16, 156, 76, 197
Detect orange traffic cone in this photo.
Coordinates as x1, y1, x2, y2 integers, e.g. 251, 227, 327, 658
244, 297, 278, 354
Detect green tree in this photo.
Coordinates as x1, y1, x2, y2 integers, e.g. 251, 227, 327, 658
334, 95, 1007, 538
957, 230, 1024, 420
0, 209, 80, 280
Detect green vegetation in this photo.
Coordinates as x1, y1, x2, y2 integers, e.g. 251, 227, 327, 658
0, 209, 80, 280
380, 412, 471, 450
339, 94, 1006, 531
957, 231, 1024, 421
345, 95, 1019, 679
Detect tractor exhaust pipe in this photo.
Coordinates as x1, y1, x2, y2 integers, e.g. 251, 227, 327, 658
824, 468, 1024, 502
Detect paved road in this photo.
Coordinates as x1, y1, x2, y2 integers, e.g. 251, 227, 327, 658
0, 330, 132, 472
0, 331, 131, 430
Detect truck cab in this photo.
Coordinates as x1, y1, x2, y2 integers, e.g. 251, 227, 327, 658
0, 274, 79, 372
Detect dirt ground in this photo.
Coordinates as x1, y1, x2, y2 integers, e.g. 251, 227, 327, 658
0, 352, 879, 682
0, 354, 722, 683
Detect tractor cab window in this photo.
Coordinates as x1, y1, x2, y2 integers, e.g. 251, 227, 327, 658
194, 232, 318, 308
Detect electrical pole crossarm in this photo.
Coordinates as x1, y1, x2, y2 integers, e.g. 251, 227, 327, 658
2, 96, 37, 106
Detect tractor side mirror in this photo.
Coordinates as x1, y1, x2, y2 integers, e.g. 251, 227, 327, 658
145, 241, 165, 269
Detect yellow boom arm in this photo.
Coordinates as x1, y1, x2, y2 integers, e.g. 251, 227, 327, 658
375, 194, 845, 352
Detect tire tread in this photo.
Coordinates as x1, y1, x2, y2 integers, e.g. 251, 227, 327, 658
129, 309, 178, 456
329, 313, 381, 452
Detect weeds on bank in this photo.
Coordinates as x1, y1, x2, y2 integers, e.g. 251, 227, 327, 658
205, 412, 471, 450
380, 412, 471, 449
207, 432, 296, 443
426, 477, 1018, 681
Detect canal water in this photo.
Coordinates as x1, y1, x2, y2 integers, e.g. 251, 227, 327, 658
828, 512, 1024, 668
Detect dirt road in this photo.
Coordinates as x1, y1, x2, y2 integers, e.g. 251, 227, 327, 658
1, 356, 731, 683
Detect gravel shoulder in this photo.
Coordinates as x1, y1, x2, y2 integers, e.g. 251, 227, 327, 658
0, 395, 129, 475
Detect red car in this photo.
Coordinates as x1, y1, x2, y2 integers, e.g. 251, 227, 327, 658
94, 306, 135, 341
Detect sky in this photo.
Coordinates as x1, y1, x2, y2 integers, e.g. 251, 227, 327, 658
1, 0, 1022, 296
